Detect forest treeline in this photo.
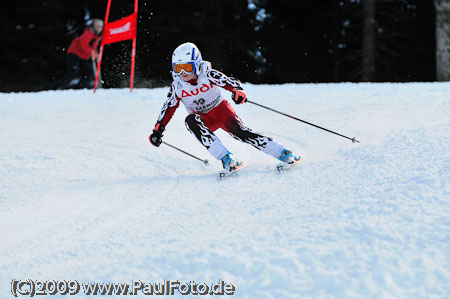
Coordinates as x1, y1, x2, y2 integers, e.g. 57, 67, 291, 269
0, 0, 441, 91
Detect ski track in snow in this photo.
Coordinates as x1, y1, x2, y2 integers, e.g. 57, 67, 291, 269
0, 83, 449, 298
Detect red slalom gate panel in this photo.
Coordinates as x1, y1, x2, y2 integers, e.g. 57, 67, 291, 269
94, 0, 138, 92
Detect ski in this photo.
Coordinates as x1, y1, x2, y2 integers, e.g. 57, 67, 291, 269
217, 157, 301, 179
218, 163, 246, 180
276, 157, 302, 173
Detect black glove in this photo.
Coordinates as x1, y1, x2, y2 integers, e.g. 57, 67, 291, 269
231, 88, 247, 104
149, 123, 165, 147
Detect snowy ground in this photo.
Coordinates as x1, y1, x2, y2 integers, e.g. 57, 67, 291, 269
0, 83, 449, 298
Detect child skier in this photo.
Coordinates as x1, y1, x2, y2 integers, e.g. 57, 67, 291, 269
149, 42, 300, 171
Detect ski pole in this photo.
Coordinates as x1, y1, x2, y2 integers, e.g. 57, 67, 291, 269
92, 50, 102, 88
162, 141, 209, 165
247, 100, 360, 143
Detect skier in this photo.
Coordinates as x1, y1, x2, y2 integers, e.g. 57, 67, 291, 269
57, 19, 103, 89
149, 42, 300, 172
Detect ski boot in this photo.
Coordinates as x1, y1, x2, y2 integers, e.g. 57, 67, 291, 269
278, 149, 301, 164
220, 151, 242, 171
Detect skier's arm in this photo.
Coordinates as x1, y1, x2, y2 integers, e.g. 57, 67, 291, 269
206, 69, 243, 91
149, 84, 181, 146
157, 83, 181, 127
206, 69, 247, 104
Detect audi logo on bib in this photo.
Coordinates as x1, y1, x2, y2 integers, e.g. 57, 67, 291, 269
181, 83, 214, 98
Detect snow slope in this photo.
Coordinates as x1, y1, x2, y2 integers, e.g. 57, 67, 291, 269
0, 83, 449, 298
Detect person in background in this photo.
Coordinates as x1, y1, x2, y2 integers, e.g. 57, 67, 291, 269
57, 19, 103, 89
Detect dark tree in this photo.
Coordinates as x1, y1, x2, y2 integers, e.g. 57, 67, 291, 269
253, 0, 337, 83
325, 0, 435, 82
362, 0, 376, 81
435, 0, 450, 81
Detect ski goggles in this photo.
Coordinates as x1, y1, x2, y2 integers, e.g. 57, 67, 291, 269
172, 62, 196, 75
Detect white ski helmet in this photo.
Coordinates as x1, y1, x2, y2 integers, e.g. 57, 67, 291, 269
171, 42, 202, 75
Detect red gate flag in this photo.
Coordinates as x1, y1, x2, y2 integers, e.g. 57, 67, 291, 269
103, 13, 137, 45
94, 0, 138, 92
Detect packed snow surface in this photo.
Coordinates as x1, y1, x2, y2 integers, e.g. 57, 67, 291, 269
1, 83, 449, 298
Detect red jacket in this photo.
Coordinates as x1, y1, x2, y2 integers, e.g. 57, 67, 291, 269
67, 28, 101, 60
